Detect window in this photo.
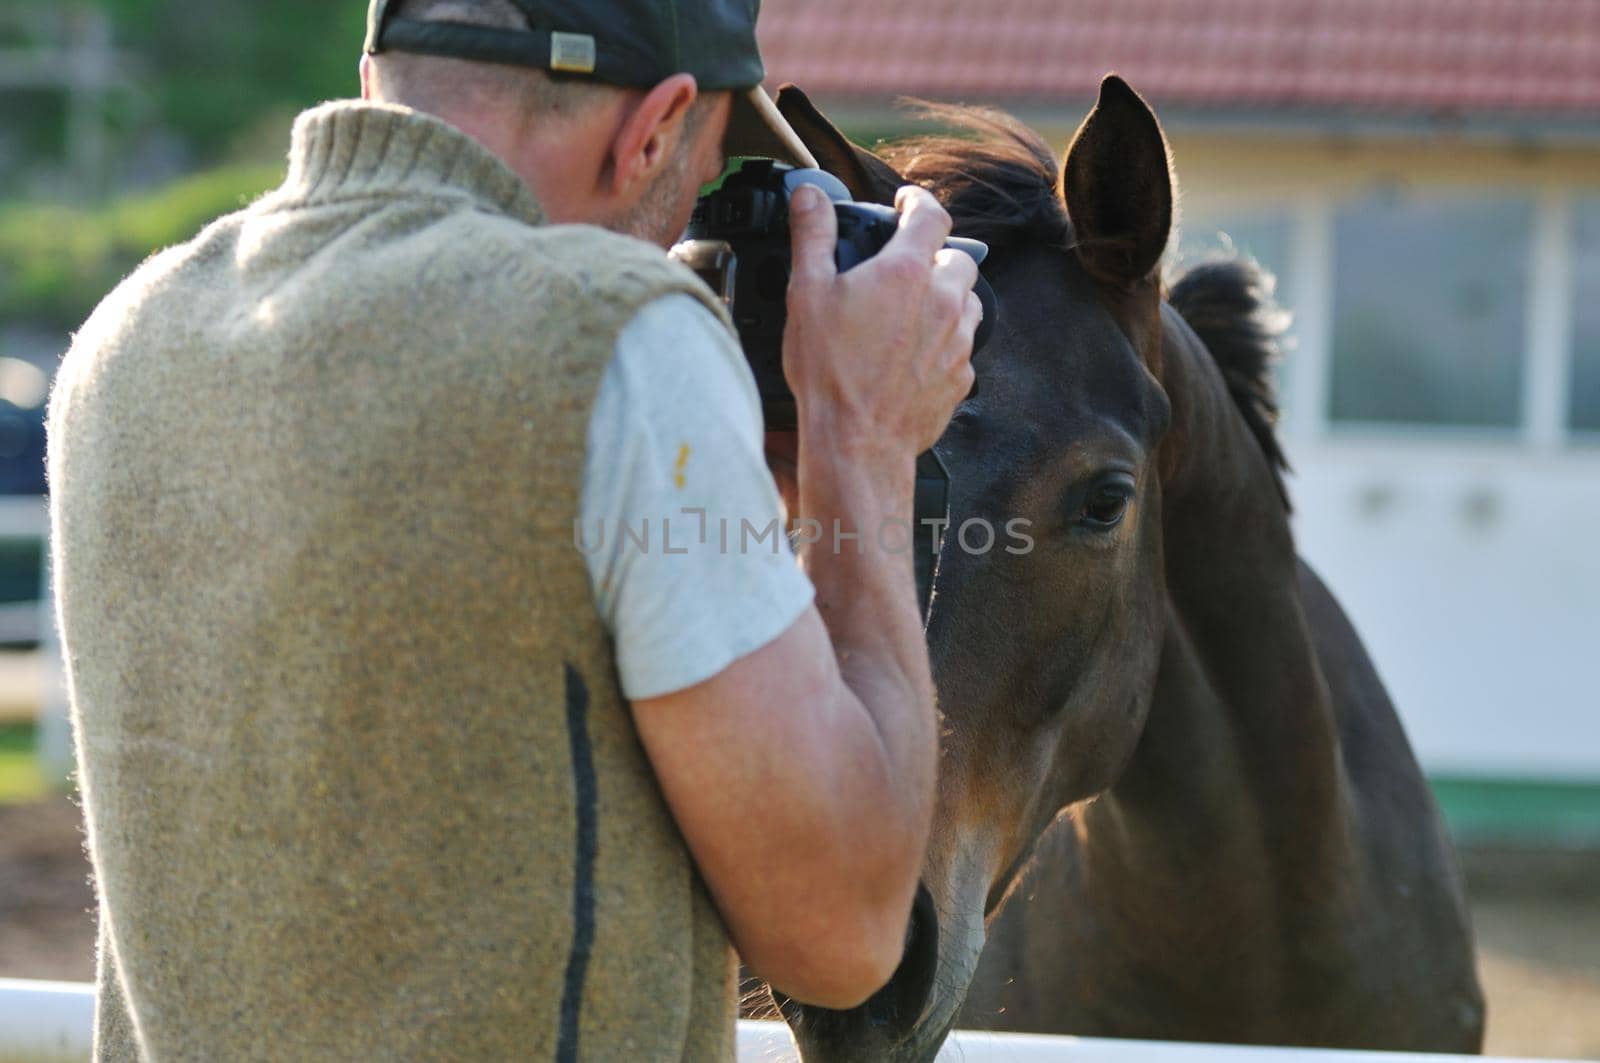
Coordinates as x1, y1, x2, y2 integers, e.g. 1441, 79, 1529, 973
1329, 193, 1531, 429
1570, 197, 1600, 434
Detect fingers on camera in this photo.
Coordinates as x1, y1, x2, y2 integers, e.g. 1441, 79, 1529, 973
962, 289, 984, 338
933, 246, 979, 286
893, 186, 954, 259
947, 294, 981, 401
927, 266, 976, 340
788, 186, 840, 288
955, 360, 977, 400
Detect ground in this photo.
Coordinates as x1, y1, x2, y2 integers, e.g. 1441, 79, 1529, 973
2, 796, 1597, 1059
0, 797, 89, 984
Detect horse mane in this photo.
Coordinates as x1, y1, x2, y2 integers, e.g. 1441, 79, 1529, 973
877, 103, 1073, 252
1166, 258, 1294, 511
879, 103, 1292, 510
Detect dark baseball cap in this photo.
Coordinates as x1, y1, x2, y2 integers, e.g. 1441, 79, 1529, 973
365, 0, 815, 166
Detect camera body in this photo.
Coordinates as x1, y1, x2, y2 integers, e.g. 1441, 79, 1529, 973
670, 160, 997, 620
670, 159, 995, 431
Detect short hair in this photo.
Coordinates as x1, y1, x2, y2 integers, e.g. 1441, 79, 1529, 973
371, 0, 610, 118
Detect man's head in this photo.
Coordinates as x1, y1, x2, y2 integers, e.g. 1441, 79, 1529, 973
361, 0, 811, 247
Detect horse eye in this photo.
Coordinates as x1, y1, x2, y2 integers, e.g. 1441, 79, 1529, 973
1078, 476, 1135, 530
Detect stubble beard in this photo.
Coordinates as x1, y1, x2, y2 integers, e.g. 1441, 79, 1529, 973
608, 143, 697, 248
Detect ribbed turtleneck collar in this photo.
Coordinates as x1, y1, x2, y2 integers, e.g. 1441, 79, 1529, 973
272, 101, 544, 227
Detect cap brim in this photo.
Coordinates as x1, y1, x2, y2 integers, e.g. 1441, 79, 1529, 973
724, 87, 818, 168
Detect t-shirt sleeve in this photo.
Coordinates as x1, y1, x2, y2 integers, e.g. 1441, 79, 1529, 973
578, 292, 815, 701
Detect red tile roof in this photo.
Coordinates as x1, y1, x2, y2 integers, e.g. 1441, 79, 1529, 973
757, 0, 1600, 116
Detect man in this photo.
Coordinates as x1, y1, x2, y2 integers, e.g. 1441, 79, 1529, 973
48, 0, 978, 1058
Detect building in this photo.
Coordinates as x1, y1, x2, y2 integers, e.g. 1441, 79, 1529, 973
759, 0, 1600, 841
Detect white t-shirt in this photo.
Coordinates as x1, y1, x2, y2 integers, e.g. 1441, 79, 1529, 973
578, 294, 815, 700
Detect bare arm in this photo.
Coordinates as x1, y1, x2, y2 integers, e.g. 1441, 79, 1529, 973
631, 185, 978, 1009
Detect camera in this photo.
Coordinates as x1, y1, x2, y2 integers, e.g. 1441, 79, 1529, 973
670, 160, 998, 620
670, 159, 996, 432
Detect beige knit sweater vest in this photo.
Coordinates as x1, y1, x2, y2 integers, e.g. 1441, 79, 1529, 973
50, 101, 739, 1062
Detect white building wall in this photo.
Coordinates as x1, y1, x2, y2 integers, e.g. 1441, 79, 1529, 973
1290, 441, 1600, 779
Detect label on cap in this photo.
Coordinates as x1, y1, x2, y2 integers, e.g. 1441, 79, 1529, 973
550, 32, 596, 74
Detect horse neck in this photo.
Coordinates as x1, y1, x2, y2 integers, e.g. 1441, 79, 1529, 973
1101, 308, 1350, 863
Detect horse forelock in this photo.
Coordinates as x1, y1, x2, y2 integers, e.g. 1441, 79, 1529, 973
879, 102, 1073, 253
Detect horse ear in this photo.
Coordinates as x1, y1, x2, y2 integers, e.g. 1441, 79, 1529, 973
1061, 75, 1173, 288
775, 84, 902, 205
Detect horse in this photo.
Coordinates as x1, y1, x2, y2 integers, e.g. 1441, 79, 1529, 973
760, 78, 1486, 1061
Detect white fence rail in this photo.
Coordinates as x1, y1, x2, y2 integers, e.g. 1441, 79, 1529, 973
0, 980, 91, 1063
1, 979, 1583, 1063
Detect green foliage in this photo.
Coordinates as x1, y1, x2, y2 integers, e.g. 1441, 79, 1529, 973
0, 163, 283, 328
96, 0, 369, 161
0, 723, 43, 804
4, 0, 366, 166
2, 1, 362, 325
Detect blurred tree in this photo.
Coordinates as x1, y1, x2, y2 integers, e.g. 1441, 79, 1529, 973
4, 0, 366, 203
0, 163, 283, 328
4, 0, 365, 171
93, 0, 367, 161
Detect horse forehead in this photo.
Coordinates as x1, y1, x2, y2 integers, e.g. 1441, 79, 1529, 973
997, 270, 1157, 428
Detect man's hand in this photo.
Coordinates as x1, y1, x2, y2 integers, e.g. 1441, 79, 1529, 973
782, 183, 980, 460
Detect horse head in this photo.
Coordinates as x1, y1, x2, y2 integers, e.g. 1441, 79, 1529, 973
773, 76, 1182, 1061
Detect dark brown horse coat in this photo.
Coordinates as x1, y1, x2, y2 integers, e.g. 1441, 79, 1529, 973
767, 79, 1484, 1061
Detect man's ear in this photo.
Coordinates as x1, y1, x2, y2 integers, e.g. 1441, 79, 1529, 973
608, 73, 699, 195
1061, 75, 1173, 289
775, 84, 901, 205
359, 54, 375, 101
